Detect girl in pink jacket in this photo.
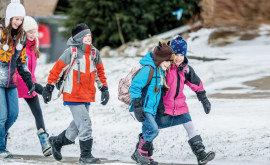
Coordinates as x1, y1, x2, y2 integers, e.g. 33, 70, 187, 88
156, 36, 215, 165
15, 16, 51, 157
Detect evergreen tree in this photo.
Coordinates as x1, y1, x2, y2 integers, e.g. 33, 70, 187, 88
63, 0, 200, 48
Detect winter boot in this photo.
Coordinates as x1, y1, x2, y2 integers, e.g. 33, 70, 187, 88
0, 150, 12, 159
79, 139, 101, 164
49, 130, 73, 161
37, 128, 52, 157
131, 134, 158, 165
148, 142, 158, 165
188, 135, 215, 165
131, 134, 151, 165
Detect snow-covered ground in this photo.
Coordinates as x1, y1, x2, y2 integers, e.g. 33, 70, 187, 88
1, 27, 270, 165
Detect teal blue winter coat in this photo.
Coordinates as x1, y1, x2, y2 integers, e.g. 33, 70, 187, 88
129, 52, 164, 115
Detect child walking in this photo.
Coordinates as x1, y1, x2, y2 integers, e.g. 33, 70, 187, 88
155, 36, 215, 165
0, 0, 37, 159
129, 41, 175, 165
42, 23, 109, 164
15, 16, 51, 157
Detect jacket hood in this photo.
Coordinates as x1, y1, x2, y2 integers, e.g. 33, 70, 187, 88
67, 36, 82, 47
139, 52, 157, 69
67, 36, 90, 50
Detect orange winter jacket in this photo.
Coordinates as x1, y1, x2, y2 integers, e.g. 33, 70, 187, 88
47, 37, 107, 102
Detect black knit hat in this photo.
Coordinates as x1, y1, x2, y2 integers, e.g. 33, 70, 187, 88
72, 23, 90, 37
153, 41, 175, 67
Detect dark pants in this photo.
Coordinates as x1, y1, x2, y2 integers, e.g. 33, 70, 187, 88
25, 95, 46, 131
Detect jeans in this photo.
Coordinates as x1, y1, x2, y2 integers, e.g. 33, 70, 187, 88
0, 87, 19, 152
142, 113, 159, 142
141, 112, 192, 142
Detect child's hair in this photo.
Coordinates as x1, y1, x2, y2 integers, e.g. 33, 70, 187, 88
0, 17, 25, 47
34, 45, 40, 58
154, 67, 170, 93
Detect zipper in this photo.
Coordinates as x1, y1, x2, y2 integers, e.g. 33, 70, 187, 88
174, 71, 180, 99
153, 87, 160, 113
7, 43, 14, 87
145, 95, 149, 107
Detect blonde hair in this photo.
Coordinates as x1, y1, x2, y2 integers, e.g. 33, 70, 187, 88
154, 67, 170, 93
34, 45, 40, 58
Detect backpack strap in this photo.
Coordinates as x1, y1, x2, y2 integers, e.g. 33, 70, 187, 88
146, 66, 154, 85
57, 47, 78, 97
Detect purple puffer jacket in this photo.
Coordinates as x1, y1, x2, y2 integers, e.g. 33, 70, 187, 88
15, 39, 37, 98
163, 65, 204, 116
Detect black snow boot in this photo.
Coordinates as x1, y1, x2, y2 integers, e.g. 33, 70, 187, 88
79, 139, 101, 164
132, 133, 158, 165
188, 135, 215, 165
148, 142, 158, 165
131, 133, 151, 165
49, 130, 73, 161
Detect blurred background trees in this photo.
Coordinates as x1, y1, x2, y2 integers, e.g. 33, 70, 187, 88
60, 0, 200, 48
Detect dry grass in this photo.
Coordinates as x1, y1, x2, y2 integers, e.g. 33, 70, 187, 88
200, 0, 270, 29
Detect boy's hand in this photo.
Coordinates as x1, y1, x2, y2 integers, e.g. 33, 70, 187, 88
196, 91, 211, 114
133, 98, 145, 122
42, 84, 54, 104
100, 86, 109, 105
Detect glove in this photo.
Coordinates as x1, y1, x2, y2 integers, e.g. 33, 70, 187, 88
100, 86, 109, 105
133, 98, 145, 122
42, 84, 54, 104
35, 83, 44, 95
26, 81, 35, 95
196, 91, 211, 114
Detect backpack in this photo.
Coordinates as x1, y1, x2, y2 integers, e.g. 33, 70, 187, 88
56, 47, 78, 97
118, 65, 154, 105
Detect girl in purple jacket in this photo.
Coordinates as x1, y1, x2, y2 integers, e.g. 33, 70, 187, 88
156, 36, 215, 165
15, 16, 51, 157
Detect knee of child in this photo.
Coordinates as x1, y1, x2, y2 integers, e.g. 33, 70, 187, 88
153, 126, 159, 137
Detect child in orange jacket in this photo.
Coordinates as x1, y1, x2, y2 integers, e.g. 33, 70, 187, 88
42, 23, 109, 164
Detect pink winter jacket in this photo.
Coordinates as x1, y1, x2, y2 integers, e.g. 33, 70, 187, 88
15, 40, 37, 98
163, 65, 204, 116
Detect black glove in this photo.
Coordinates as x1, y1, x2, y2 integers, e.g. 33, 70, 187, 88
196, 91, 211, 114
26, 81, 35, 95
100, 86, 109, 105
42, 84, 54, 104
133, 98, 145, 122
35, 83, 44, 95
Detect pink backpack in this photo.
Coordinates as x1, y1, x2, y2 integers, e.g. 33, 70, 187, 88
118, 65, 154, 105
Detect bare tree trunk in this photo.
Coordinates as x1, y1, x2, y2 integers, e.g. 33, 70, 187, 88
115, 14, 125, 45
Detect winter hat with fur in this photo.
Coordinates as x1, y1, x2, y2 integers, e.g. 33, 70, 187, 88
23, 16, 38, 32
72, 23, 91, 43
153, 41, 175, 67
5, 0, 26, 27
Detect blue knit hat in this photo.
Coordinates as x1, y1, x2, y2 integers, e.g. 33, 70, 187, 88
171, 36, 188, 67
171, 36, 187, 56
